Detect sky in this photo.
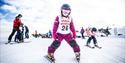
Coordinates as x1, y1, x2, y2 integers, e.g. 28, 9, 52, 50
0, 0, 125, 33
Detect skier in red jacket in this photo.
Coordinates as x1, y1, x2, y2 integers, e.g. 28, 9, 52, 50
6, 14, 23, 44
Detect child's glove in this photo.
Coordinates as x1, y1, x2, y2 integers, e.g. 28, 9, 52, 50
73, 32, 76, 39
53, 33, 57, 40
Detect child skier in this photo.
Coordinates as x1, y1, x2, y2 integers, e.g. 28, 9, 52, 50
46, 4, 80, 62
14, 24, 24, 43
24, 25, 29, 39
85, 27, 101, 49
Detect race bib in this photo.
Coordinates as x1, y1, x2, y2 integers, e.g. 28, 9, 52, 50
57, 16, 72, 34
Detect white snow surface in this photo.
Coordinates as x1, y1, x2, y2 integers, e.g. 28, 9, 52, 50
0, 34, 125, 63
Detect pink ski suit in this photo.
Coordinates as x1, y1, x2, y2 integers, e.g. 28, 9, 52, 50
48, 16, 80, 53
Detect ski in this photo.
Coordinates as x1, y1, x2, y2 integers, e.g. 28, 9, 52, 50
94, 45, 102, 49
5, 42, 10, 44
5, 41, 31, 45
75, 52, 80, 63
85, 45, 95, 49
76, 57, 80, 63
44, 55, 55, 63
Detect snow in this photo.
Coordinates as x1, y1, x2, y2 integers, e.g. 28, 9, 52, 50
0, 34, 125, 63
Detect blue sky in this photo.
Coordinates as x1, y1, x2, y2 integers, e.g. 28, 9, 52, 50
0, 0, 16, 22
0, 0, 9, 15
0, 0, 10, 6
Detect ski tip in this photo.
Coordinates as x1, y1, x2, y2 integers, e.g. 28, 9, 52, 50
5, 43, 8, 44
98, 46, 102, 49
95, 46, 102, 49
92, 47, 95, 49
77, 60, 80, 63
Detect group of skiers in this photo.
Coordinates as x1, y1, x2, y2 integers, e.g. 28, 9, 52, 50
6, 4, 103, 63
32, 30, 52, 38
80, 26, 111, 48
6, 14, 29, 44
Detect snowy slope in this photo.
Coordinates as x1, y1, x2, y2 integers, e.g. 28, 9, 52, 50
0, 36, 125, 63
0, 0, 125, 63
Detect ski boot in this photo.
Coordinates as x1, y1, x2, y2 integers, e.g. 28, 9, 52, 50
75, 52, 80, 63
18, 40, 24, 43
45, 53, 55, 63
5, 40, 11, 44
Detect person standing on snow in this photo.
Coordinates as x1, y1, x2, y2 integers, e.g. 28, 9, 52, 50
6, 14, 23, 44
48, 30, 52, 38
24, 25, 29, 39
14, 23, 24, 43
80, 27, 85, 39
46, 4, 80, 62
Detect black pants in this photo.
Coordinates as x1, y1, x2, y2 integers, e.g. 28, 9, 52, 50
81, 33, 85, 39
14, 31, 23, 42
25, 31, 29, 38
86, 36, 97, 45
8, 28, 20, 41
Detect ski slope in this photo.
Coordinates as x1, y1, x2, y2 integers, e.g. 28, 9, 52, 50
0, 0, 125, 63
0, 36, 125, 63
